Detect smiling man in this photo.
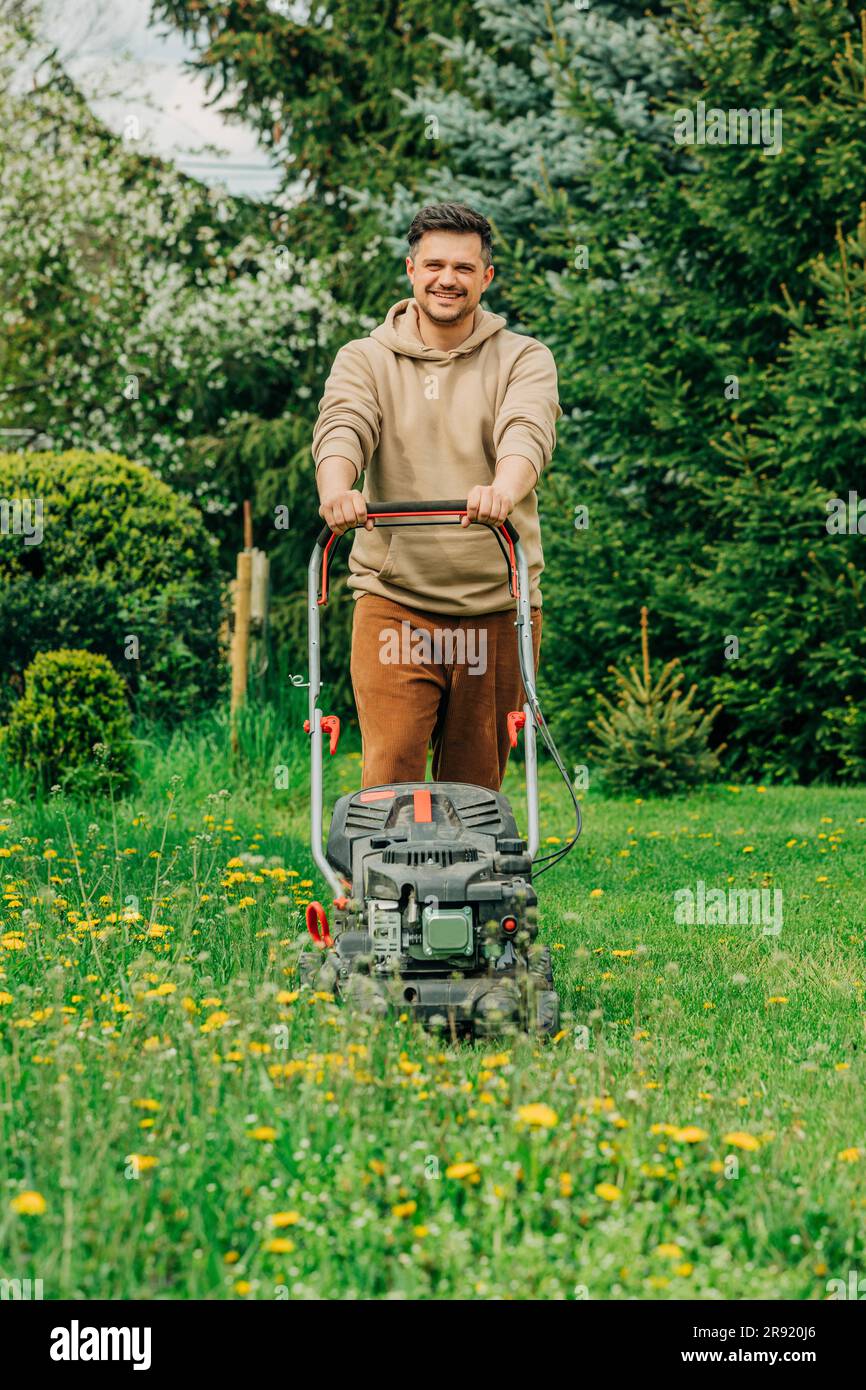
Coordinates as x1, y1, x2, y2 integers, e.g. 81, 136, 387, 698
312, 203, 561, 791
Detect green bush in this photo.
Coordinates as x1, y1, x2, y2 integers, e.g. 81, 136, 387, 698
0, 450, 224, 721
3, 649, 136, 793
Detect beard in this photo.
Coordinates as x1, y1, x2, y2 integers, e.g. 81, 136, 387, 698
418, 291, 474, 325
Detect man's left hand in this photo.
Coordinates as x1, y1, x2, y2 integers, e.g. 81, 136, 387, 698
461, 484, 515, 528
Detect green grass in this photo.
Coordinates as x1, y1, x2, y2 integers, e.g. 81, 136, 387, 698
1, 701, 865, 1300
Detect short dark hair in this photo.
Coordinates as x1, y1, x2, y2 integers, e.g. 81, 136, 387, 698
407, 203, 493, 268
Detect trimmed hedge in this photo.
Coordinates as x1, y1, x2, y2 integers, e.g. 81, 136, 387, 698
3, 649, 136, 793
0, 450, 224, 721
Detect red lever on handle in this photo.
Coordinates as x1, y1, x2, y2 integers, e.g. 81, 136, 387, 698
507, 711, 526, 748
303, 716, 341, 755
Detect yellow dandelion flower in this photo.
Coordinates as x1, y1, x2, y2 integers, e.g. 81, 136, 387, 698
248, 1126, 277, 1142
837, 1147, 861, 1163
200, 1011, 230, 1033
391, 1201, 417, 1219
594, 1182, 622, 1202
264, 1237, 295, 1254
655, 1243, 684, 1260
445, 1161, 479, 1180
10, 1190, 47, 1216
517, 1102, 558, 1129
722, 1131, 761, 1152
270, 1211, 301, 1227
673, 1126, 708, 1144
128, 1154, 158, 1172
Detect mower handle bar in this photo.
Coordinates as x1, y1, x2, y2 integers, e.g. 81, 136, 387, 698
306, 500, 541, 898
315, 498, 520, 550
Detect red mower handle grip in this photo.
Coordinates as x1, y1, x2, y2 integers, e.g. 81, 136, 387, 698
315, 499, 520, 548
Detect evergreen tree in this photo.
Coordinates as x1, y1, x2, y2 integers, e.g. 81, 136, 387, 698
380, 0, 866, 780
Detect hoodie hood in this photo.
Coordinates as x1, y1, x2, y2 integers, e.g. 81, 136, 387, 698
369, 297, 507, 361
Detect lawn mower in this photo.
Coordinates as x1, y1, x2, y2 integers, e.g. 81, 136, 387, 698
298, 500, 582, 1039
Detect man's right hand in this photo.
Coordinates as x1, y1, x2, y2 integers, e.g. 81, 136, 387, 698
318, 489, 374, 536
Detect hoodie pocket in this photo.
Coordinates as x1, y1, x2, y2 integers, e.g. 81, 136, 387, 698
350, 525, 395, 580
372, 526, 503, 599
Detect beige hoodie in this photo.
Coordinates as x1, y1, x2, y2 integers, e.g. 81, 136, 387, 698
311, 297, 561, 615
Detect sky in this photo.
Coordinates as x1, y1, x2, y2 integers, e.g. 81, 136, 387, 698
34, 0, 284, 200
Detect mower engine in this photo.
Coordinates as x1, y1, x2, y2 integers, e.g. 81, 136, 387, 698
299, 782, 559, 1037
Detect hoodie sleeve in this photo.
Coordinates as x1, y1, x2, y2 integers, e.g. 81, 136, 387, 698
493, 341, 562, 482
311, 342, 382, 484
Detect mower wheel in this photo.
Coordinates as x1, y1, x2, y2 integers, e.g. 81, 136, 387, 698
335, 931, 374, 973
297, 946, 320, 988
528, 944, 554, 988
534, 989, 561, 1037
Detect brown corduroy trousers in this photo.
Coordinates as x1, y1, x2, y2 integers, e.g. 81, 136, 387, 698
349, 593, 542, 792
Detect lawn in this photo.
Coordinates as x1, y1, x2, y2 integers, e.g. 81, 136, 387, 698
1, 692, 864, 1300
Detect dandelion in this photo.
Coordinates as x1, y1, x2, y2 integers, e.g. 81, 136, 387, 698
248, 1126, 277, 1142
264, 1237, 295, 1253
655, 1243, 684, 1260
517, 1102, 559, 1129
445, 1161, 479, 1180
837, 1147, 861, 1163
200, 1011, 230, 1032
391, 1201, 417, 1219
589, 888, 604, 899
766, 996, 788, 1005
673, 1126, 708, 1143
128, 1154, 158, 1172
594, 1182, 622, 1202
723, 1131, 761, 1152
10, 1190, 47, 1215
270, 1211, 301, 1227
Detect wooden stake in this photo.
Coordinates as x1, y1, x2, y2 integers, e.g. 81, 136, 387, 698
640, 605, 651, 690
231, 501, 253, 753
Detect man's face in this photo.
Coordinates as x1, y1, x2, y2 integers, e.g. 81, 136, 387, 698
406, 231, 495, 326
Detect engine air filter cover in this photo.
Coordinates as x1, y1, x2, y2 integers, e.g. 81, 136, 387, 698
420, 905, 474, 959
